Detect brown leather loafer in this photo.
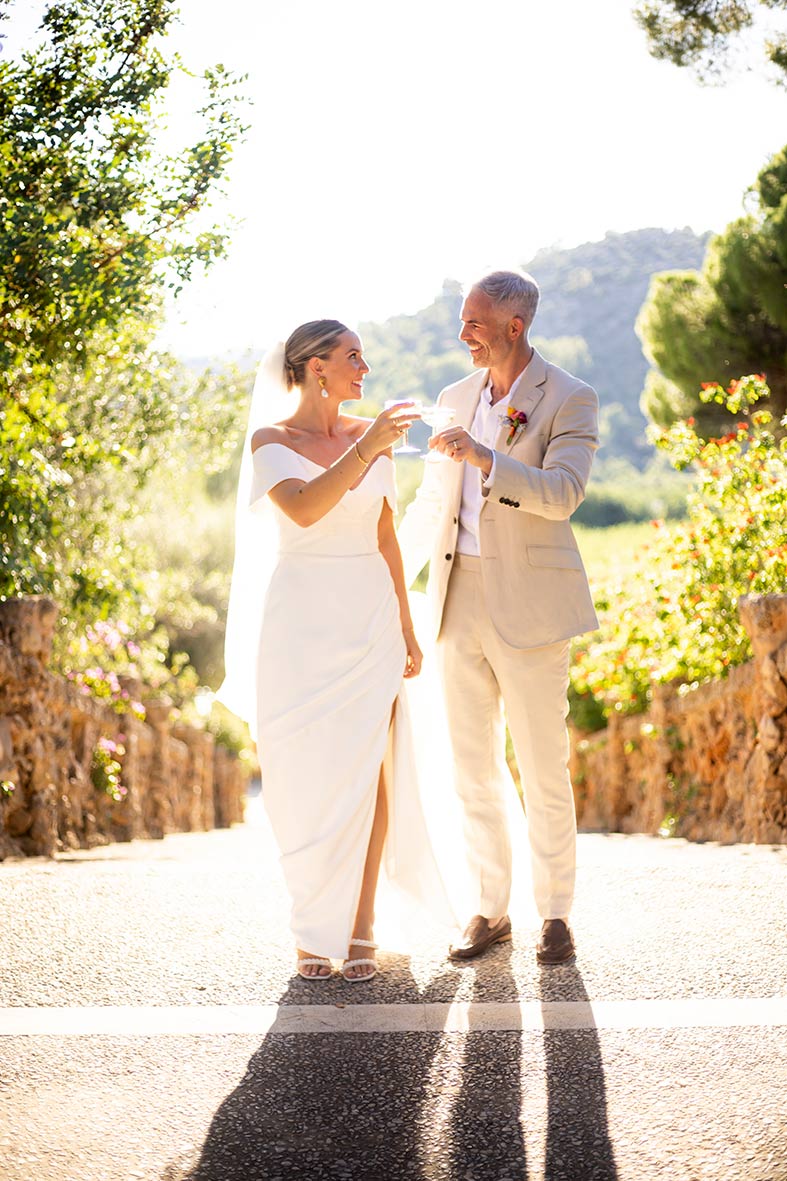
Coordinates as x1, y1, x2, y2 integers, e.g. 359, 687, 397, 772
449, 914, 512, 960
536, 919, 575, 965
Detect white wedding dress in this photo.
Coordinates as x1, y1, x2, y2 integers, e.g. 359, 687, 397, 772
251, 443, 458, 959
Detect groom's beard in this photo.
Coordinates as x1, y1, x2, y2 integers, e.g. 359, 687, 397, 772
465, 335, 508, 369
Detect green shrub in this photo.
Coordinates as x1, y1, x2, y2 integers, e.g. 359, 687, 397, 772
571, 375, 786, 724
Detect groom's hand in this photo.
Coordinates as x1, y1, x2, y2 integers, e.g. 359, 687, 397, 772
429, 428, 493, 478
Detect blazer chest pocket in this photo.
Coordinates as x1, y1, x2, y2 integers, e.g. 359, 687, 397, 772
526, 545, 583, 570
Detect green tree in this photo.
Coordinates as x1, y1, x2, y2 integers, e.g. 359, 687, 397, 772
3, 314, 250, 643
637, 143, 787, 431
0, 0, 245, 391
0, 0, 247, 616
634, 0, 787, 85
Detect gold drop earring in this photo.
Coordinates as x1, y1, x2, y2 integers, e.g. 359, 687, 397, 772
319, 376, 329, 399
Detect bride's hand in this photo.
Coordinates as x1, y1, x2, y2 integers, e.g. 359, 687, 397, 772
403, 628, 423, 678
359, 402, 420, 459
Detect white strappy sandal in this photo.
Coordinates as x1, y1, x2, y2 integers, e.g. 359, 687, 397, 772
296, 955, 333, 980
340, 939, 378, 982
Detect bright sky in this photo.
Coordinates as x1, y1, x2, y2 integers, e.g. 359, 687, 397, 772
5, 0, 787, 357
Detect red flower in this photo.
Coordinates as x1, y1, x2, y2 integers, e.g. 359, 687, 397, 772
501, 407, 529, 444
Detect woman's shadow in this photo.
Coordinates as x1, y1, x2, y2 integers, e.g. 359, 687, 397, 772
161, 959, 463, 1181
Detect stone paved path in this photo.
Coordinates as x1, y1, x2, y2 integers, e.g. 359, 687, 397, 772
1, 793, 786, 1181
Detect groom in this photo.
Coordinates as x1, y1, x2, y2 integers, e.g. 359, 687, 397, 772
398, 270, 599, 964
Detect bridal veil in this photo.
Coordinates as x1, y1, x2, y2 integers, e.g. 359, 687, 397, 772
217, 343, 291, 733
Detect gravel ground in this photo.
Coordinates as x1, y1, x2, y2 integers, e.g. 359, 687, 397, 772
2, 804, 786, 1008
2, 1028, 786, 1180
1, 798, 786, 1180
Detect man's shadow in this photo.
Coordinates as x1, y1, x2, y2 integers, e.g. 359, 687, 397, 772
162, 959, 463, 1181
441, 946, 618, 1181
538, 959, 619, 1181
443, 946, 529, 1179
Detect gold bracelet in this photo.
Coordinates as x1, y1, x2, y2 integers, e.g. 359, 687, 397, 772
354, 440, 369, 466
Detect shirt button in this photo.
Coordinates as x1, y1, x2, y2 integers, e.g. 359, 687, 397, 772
445, 553, 452, 561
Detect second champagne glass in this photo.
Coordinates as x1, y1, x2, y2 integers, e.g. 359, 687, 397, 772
421, 404, 457, 462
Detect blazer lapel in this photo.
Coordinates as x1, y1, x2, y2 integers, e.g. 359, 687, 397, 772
494, 349, 548, 454
454, 369, 487, 430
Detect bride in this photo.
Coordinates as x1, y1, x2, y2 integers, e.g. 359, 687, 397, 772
220, 320, 453, 981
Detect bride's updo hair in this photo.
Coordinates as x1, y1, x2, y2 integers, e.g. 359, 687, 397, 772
284, 320, 349, 390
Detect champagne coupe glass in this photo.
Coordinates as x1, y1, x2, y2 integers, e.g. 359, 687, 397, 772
421, 404, 457, 462
384, 399, 423, 455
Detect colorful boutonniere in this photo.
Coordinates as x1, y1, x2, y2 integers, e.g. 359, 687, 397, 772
501, 407, 528, 444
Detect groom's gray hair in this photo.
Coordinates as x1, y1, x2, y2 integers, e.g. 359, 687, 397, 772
475, 270, 540, 330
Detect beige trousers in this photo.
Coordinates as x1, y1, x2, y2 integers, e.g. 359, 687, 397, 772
438, 554, 576, 920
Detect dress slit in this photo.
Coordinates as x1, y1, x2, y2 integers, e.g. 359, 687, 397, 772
343, 693, 398, 956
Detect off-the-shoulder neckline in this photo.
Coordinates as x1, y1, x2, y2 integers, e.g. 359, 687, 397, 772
252, 441, 393, 471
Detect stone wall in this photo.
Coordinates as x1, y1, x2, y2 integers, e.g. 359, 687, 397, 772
0, 598, 249, 860
571, 594, 787, 844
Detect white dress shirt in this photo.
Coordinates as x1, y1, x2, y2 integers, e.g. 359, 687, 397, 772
456, 370, 526, 555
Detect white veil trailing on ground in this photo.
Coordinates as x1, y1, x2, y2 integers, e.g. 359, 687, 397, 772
216, 343, 293, 735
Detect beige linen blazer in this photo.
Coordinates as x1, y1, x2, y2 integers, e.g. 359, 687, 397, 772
397, 349, 600, 649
